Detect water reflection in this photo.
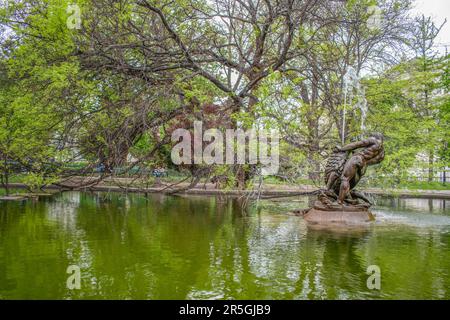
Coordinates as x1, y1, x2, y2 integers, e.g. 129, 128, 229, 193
373, 196, 450, 229
376, 197, 449, 215
0, 192, 449, 299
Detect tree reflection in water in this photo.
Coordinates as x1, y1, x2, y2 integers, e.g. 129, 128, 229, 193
0, 192, 449, 299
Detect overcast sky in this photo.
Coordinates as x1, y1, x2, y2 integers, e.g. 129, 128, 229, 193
412, 0, 450, 54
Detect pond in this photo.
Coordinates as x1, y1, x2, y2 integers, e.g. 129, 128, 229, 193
0, 191, 449, 299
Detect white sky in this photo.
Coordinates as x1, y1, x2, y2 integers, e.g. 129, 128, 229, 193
412, 0, 450, 54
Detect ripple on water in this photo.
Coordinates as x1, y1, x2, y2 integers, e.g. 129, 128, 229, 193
372, 208, 450, 229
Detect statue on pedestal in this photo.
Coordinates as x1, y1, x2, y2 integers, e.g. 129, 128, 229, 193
303, 133, 385, 225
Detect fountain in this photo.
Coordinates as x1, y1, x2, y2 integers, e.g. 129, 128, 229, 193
301, 132, 385, 226
342, 66, 368, 143
298, 67, 379, 226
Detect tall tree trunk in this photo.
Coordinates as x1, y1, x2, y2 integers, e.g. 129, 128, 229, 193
1, 156, 10, 196
236, 165, 246, 190
235, 88, 259, 190
443, 141, 448, 185
1, 174, 10, 196
428, 150, 434, 182
5, 174, 9, 196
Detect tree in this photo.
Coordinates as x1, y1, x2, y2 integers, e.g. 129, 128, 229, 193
74, 0, 340, 188
251, 0, 412, 182
406, 15, 446, 182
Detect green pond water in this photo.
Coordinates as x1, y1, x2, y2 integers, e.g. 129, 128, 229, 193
0, 191, 449, 299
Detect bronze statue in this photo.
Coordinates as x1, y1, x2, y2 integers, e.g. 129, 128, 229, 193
324, 133, 384, 206
298, 133, 385, 225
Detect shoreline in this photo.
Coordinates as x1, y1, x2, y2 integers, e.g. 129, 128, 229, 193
2, 182, 450, 200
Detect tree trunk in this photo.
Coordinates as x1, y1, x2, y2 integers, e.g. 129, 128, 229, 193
428, 150, 434, 182
2, 174, 10, 196
1, 156, 10, 196
236, 165, 247, 190
5, 174, 9, 196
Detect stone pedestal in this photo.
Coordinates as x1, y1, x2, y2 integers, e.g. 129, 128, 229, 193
304, 208, 374, 224
302, 201, 375, 227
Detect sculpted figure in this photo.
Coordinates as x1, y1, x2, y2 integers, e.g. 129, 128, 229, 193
337, 133, 384, 203
324, 133, 384, 205
302, 133, 385, 223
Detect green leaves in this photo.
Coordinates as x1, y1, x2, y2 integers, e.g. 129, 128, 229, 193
0, 0, 446, 190
365, 53, 448, 184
